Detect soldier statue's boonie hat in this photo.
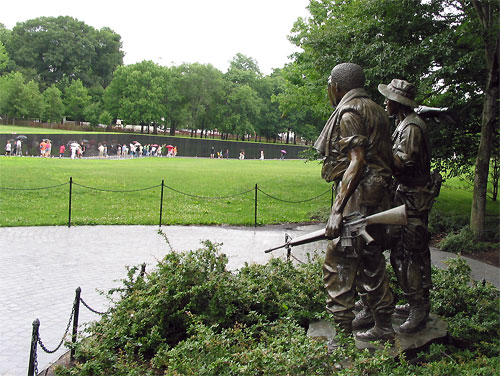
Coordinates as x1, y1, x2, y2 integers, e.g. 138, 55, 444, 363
378, 79, 418, 108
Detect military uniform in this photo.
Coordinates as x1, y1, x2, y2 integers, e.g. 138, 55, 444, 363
389, 112, 440, 321
315, 88, 395, 331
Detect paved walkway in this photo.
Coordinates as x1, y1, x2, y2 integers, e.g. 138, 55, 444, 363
0, 225, 498, 376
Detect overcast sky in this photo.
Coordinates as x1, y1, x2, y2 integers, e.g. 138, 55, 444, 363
2, 0, 310, 75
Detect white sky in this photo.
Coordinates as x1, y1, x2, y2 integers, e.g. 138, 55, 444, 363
1, 0, 310, 75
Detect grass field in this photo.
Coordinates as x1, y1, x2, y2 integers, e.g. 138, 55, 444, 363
0, 124, 105, 134
0, 156, 497, 227
0, 157, 332, 226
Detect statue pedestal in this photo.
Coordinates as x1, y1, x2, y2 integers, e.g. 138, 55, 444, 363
307, 313, 447, 354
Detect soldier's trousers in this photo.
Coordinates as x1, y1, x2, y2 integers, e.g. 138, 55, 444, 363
389, 211, 432, 301
323, 224, 394, 325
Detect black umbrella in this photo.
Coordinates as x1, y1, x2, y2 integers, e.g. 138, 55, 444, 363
16, 135, 27, 140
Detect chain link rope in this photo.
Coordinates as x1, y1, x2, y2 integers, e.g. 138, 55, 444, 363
257, 187, 330, 203
72, 182, 162, 193
163, 183, 254, 200
0, 182, 69, 191
37, 304, 75, 354
80, 297, 107, 315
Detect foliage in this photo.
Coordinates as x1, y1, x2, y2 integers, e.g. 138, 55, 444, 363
98, 111, 113, 128
438, 226, 498, 254
0, 40, 8, 72
42, 85, 65, 124
278, 0, 493, 178
64, 80, 90, 123
55, 242, 499, 375
5, 16, 123, 89
430, 257, 500, 347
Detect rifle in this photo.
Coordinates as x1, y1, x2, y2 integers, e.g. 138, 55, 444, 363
264, 205, 407, 255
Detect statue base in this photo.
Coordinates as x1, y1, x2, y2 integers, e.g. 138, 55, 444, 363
307, 313, 447, 354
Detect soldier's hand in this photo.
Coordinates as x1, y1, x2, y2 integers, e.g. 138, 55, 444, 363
326, 211, 343, 239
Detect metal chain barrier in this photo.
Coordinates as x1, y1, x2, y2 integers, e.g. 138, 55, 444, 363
80, 297, 107, 315
257, 187, 331, 203
37, 304, 75, 354
0, 182, 68, 191
72, 181, 162, 193
163, 183, 254, 200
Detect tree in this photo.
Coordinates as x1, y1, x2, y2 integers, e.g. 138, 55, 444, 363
64, 79, 90, 124
282, 0, 497, 236
24, 80, 43, 120
469, 0, 499, 238
178, 63, 225, 137
6, 16, 123, 90
0, 40, 8, 73
42, 85, 64, 124
0, 72, 28, 121
103, 60, 168, 128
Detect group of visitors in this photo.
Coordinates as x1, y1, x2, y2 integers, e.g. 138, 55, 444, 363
39, 140, 52, 157
94, 143, 178, 159
4, 139, 22, 156
210, 147, 230, 159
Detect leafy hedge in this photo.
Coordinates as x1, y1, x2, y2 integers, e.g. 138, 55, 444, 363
57, 242, 499, 375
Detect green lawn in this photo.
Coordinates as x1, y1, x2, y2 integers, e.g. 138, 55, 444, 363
0, 157, 332, 226
0, 157, 497, 227
0, 124, 105, 134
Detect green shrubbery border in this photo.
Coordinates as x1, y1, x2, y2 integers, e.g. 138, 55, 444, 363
56, 238, 499, 375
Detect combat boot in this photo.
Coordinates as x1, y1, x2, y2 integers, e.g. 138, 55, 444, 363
355, 314, 395, 342
352, 307, 374, 330
398, 306, 428, 333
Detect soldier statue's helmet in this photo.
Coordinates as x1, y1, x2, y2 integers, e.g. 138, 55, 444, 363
378, 79, 418, 108
328, 63, 366, 92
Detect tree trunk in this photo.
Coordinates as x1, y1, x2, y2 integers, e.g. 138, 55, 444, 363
470, 1, 499, 239
170, 123, 176, 136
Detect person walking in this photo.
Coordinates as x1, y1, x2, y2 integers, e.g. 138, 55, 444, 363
59, 144, 66, 158
5, 141, 12, 156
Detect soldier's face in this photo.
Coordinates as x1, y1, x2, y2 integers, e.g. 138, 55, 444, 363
385, 99, 398, 116
328, 77, 339, 107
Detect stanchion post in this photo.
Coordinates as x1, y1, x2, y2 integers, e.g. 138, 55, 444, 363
68, 177, 73, 228
28, 319, 40, 376
71, 287, 81, 362
159, 179, 164, 227
254, 183, 258, 227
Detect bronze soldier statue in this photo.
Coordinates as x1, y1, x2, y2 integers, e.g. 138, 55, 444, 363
378, 79, 441, 332
314, 63, 395, 344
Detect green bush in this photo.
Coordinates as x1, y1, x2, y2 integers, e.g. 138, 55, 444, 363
438, 226, 495, 254
56, 244, 499, 375
428, 210, 468, 236
430, 257, 500, 347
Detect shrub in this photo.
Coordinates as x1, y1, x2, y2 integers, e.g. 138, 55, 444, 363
438, 226, 494, 254
430, 257, 500, 347
56, 243, 500, 375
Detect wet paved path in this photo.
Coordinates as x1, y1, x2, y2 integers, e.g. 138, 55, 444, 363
0, 225, 498, 375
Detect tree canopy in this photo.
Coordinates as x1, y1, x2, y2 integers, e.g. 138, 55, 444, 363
5, 16, 123, 90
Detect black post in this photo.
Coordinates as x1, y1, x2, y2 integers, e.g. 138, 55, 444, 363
28, 319, 40, 376
71, 287, 81, 362
254, 183, 258, 227
140, 263, 146, 277
330, 184, 335, 208
68, 177, 73, 228
159, 179, 164, 227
